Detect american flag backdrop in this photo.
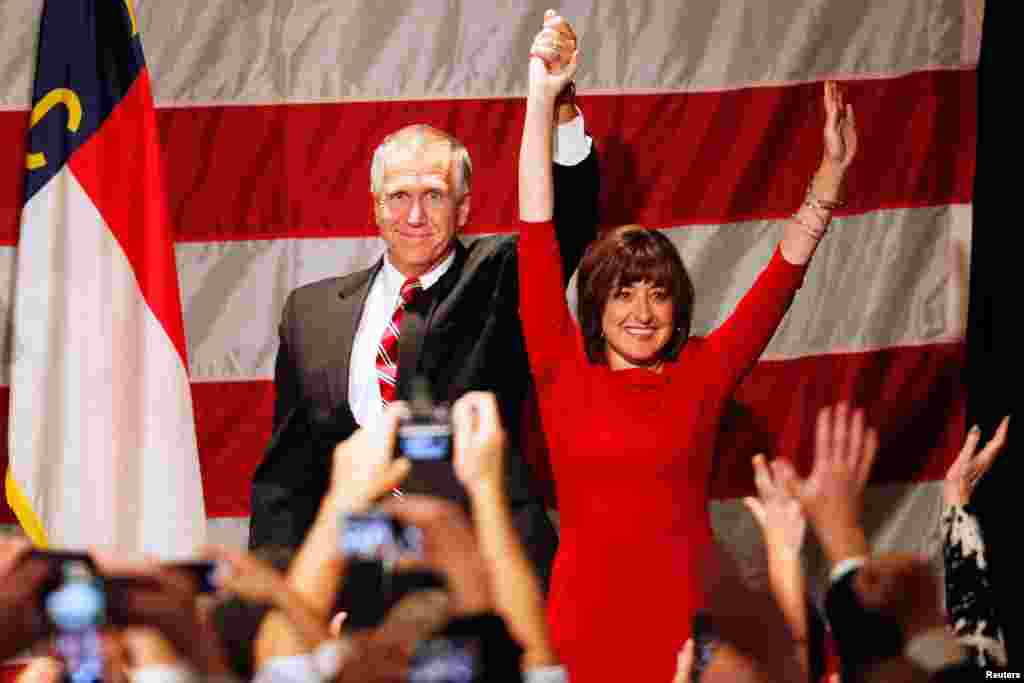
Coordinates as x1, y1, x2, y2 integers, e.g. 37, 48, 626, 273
0, 0, 979, 579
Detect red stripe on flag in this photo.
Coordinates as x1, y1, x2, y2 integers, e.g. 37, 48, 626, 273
0, 69, 975, 245
66, 69, 189, 365
711, 342, 965, 500
0, 342, 964, 523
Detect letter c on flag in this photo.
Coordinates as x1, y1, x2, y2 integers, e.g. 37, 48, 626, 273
25, 88, 83, 171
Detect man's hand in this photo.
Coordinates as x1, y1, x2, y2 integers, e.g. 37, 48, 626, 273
330, 403, 411, 512
379, 495, 492, 617
944, 416, 1010, 507
744, 454, 807, 558
528, 9, 578, 102
785, 403, 877, 567
452, 391, 506, 499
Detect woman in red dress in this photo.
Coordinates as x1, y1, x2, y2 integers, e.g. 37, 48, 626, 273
518, 16, 858, 682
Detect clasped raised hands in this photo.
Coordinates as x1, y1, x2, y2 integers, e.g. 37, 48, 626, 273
528, 9, 578, 101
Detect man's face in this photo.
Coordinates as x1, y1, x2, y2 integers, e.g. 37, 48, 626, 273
374, 139, 470, 279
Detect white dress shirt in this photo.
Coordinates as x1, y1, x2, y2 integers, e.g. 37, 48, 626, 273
348, 114, 592, 429
348, 249, 455, 429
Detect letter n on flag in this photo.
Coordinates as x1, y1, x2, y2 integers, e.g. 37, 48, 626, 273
5, 0, 205, 557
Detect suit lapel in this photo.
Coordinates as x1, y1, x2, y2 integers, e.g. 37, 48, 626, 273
328, 259, 382, 410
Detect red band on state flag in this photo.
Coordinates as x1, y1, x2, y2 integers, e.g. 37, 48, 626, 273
67, 69, 189, 365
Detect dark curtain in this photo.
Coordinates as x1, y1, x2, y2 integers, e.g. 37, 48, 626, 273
967, 0, 1019, 664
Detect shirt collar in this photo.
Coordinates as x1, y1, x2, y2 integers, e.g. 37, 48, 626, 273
381, 246, 456, 294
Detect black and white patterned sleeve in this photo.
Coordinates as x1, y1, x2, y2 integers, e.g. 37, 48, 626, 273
942, 502, 1007, 668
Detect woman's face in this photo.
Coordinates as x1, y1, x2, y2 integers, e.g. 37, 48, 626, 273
602, 279, 674, 370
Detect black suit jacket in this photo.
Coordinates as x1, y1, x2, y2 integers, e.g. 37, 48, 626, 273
249, 150, 599, 583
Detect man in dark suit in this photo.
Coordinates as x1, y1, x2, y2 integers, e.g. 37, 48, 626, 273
248, 16, 597, 585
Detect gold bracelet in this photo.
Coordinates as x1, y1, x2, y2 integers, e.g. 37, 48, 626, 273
791, 208, 828, 238
804, 183, 846, 211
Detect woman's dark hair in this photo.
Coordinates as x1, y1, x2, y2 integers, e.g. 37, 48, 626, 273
576, 225, 694, 364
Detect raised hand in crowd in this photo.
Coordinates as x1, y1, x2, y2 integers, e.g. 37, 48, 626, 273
940, 417, 1011, 669
784, 402, 877, 570
451, 391, 557, 668
943, 415, 1009, 507
0, 535, 49, 658
744, 454, 812, 681
284, 404, 411, 619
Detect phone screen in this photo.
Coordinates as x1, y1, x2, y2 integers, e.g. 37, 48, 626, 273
408, 637, 481, 683
44, 560, 105, 683
340, 511, 423, 562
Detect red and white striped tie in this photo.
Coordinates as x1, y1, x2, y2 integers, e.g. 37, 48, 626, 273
376, 277, 423, 406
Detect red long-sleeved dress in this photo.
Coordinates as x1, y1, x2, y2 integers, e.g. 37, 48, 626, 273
517, 220, 808, 681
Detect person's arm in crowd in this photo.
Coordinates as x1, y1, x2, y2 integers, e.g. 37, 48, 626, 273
451, 392, 558, 670
786, 403, 875, 571
743, 454, 812, 682
201, 545, 330, 662
254, 407, 409, 675
91, 553, 234, 678
283, 405, 411, 618
941, 416, 1010, 669
0, 536, 50, 658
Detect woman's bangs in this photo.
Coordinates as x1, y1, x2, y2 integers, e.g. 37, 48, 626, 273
617, 246, 676, 290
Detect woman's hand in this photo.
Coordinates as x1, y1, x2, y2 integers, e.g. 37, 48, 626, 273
822, 80, 857, 171
944, 416, 1010, 507
528, 9, 578, 102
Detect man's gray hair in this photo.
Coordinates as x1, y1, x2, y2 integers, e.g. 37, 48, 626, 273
370, 124, 473, 200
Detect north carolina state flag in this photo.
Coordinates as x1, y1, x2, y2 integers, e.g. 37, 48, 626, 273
5, 0, 205, 557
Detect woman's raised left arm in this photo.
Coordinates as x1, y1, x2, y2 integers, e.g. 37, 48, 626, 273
707, 82, 858, 389
781, 81, 858, 265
